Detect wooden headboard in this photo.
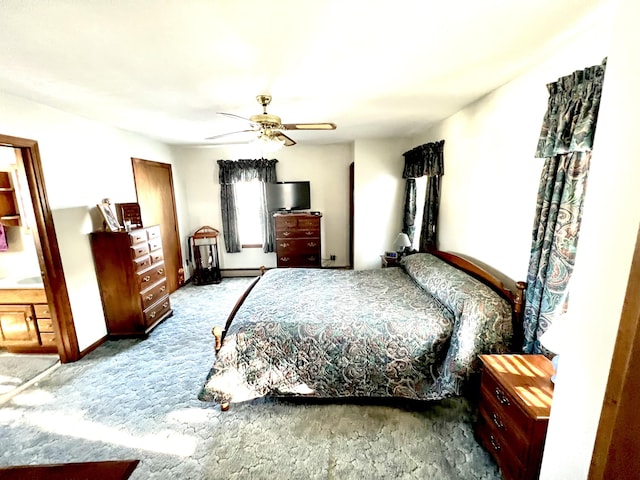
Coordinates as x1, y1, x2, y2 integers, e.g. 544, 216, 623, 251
427, 250, 526, 350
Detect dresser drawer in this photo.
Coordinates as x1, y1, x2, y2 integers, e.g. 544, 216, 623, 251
143, 296, 171, 327
276, 227, 320, 238
149, 248, 164, 265
140, 279, 168, 310
137, 262, 167, 291
128, 230, 147, 245
277, 254, 321, 267
146, 225, 161, 240
148, 238, 162, 252
130, 242, 150, 259
275, 216, 299, 229
37, 318, 54, 333
34, 304, 51, 318
297, 218, 319, 229
39, 332, 57, 346
133, 254, 152, 273
276, 238, 321, 255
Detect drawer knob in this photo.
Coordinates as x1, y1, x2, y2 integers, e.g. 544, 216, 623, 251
146, 294, 154, 301
283, 232, 291, 236
150, 311, 156, 319
157, 269, 164, 275
307, 242, 317, 247
491, 412, 504, 429
280, 242, 290, 248
162, 302, 168, 308
494, 387, 511, 406
489, 434, 501, 452
304, 231, 314, 236
143, 275, 151, 282
280, 257, 290, 262
160, 286, 166, 292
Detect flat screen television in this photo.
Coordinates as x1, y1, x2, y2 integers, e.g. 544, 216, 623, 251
266, 181, 311, 212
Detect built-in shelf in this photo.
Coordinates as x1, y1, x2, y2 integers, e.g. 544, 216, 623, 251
0, 171, 21, 227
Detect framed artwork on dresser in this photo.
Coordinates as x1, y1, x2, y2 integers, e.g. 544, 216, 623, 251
116, 202, 143, 229
97, 202, 122, 232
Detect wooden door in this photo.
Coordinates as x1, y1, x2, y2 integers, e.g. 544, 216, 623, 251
131, 158, 183, 293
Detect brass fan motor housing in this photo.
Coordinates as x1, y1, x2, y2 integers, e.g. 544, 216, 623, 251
249, 113, 282, 128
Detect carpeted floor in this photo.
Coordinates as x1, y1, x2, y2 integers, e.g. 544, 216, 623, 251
0, 352, 59, 403
0, 277, 501, 479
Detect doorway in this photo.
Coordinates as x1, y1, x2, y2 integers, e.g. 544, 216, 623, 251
0, 134, 78, 363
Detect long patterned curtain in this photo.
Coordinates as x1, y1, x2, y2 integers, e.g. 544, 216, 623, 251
217, 159, 278, 253
522, 59, 606, 353
402, 140, 445, 251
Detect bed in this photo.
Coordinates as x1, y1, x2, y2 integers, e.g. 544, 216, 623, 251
199, 251, 525, 410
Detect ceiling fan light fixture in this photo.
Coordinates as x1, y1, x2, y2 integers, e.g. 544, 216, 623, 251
255, 131, 285, 152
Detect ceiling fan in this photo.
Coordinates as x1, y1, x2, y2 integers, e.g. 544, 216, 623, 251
205, 95, 336, 149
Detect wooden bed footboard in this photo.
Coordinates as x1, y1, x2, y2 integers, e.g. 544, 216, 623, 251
211, 267, 265, 354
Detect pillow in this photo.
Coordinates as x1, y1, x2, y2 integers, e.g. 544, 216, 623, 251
401, 253, 514, 377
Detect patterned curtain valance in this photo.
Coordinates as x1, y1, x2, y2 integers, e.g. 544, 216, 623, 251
402, 140, 445, 178
217, 159, 278, 184
535, 58, 607, 158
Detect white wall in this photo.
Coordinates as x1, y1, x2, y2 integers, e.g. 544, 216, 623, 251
540, 0, 640, 477
0, 92, 186, 352
408, 2, 640, 478
411, 22, 611, 283
172, 142, 353, 273
352, 138, 412, 270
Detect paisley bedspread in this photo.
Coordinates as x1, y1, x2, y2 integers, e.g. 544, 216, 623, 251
199, 253, 513, 404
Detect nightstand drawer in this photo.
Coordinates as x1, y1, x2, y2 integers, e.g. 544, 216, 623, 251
475, 411, 524, 480
481, 369, 531, 439
478, 393, 528, 460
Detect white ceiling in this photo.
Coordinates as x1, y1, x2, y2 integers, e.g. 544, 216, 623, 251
0, 0, 611, 147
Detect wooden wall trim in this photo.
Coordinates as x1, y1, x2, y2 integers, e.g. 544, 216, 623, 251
589, 226, 640, 479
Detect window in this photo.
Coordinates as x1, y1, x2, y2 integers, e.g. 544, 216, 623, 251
234, 179, 264, 247
412, 176, 427, 251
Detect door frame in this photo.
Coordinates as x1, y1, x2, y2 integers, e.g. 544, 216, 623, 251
589, 226, 640, 478
0, 134, 78, 363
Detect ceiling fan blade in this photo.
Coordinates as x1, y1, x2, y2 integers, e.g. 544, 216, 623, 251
217, 112, 261, 128
205, 129, 258, 141
281, 122, 337, 131
275, 132, 297, 147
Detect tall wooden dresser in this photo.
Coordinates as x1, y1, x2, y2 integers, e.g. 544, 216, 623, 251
274, 212, 322, 268
90, 225, 173, 337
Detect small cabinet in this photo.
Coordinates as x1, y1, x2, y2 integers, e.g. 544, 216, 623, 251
0, 305, 38, 346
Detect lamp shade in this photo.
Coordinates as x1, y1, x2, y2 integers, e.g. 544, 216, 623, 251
394, 232, 411, 250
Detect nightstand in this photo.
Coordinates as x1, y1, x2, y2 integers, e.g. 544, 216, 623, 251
380, 255, 399, 268
475, 354, 554, 480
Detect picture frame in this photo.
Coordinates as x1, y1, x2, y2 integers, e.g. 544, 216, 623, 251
115, 202, 143, 229
97, 202, 122, 232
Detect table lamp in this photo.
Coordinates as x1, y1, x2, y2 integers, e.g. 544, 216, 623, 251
394, 232, 412, 256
